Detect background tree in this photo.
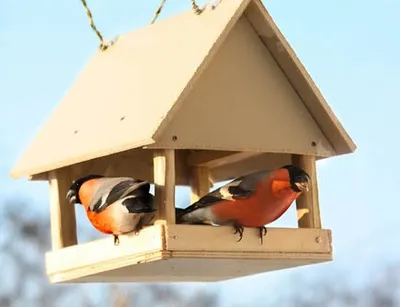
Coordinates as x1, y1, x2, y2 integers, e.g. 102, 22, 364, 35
0, 198, 219, 307
1, 198, 399, 307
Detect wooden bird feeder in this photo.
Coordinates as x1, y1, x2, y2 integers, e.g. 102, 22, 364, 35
10, 0, 356, 283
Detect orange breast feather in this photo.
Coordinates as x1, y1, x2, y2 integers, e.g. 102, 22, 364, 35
210, 169, 301, 227
78, 179, 116, 235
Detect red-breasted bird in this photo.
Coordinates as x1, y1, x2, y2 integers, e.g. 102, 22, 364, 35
176, 165, 310, 244
66, 175, 156, 245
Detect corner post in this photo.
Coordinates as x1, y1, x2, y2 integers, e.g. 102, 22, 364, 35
190, 166, 211, 203
48, 168, 78, 250
153, 149, 176, 224
291, 154, 322, 229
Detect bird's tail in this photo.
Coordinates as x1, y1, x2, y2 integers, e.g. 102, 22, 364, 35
123, 194, 156, 213
175, 207, 187, 223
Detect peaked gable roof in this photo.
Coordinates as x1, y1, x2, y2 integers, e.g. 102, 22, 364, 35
10, 0, 355, 179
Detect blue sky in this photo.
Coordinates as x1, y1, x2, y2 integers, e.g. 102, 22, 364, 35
1, 0, 400, 305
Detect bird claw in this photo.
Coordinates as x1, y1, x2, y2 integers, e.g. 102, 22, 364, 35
113, 234, 120, 246
233, 224, 244, 242
258, 226, 268, 245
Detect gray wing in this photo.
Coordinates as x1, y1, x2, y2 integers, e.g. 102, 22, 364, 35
182, 169, 272, 213
89, 177, 151, 213
225, 169, 273, 198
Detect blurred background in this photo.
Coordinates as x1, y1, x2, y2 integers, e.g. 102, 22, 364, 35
1, 0, 400, 306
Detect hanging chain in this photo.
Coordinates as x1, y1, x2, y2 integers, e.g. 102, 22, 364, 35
80, 0, 223, 50
192, 0, 223, 15
191, 0, 203, 14
150, 0, 167, 24
80, 0, 115, 51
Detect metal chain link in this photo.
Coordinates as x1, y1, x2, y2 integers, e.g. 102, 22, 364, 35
80, 0, 223, 51
80, 0, 115, 51
192, 0, 223, 15
191, 0, 203, 14
150, 0, 167, 24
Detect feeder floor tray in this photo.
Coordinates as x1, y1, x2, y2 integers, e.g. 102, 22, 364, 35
46, 224, 332, 283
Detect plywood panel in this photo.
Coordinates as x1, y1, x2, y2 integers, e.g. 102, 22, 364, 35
165, 225, 330, 253
46, 224, 165, 276
46, 224, 332, 283
65, 257, 327, 283
150, 16, 335, 157
67, 148, 190, 185
244, 0, 356, 155
10, 0, 251, 179
11, 0, 355, 181
30, 150, 293, 185
210, 152, 291, 183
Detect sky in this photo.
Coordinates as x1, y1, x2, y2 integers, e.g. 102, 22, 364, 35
1, 0, 400, 306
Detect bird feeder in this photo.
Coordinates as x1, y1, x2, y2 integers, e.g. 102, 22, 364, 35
10, 0, 356, 283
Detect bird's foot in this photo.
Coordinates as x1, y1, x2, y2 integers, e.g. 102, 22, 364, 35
232, 223, 244, 242
258, 226, 268, 245
113, 234, 120, 246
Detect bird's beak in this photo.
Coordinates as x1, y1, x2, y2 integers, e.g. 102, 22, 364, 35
295, 181, 309, 192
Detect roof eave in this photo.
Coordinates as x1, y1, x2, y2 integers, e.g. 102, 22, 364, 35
9, 137, 156, 180
244, 0, 357, 156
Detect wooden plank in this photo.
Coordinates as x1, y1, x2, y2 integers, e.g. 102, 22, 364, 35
190, 166, 211, 203
10, 0, 251, 180
153, 150, 176, 223
46, 225, 332, 283
292, 154, 322, 228
187, 150, 263, 168
45, 224, 165, 277
64, 148, 190, 185
48, 169, 77, 250
28, 173, 48, 181
244, 0, 356, 155
209, 152, 291, 184
150, 15, 336, 158
57, 256, 329, 283
45, 224, 332, 283
165, 225, 330, 253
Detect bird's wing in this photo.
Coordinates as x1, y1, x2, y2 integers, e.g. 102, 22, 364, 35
89, 177, 151, 213
183, 169, 272, 213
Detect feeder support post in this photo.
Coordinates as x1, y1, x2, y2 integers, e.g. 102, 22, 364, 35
190, 166, 211, 203
48, 169, 78, 250
153, 149, 176, 224
292, 154, 322, 229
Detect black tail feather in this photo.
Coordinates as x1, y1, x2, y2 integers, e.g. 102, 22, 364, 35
122, 194, 155, 213
175, 207, 187, 223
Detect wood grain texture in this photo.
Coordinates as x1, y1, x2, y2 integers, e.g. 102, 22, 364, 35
48, 169, 77, 250
292, 154, 322, 228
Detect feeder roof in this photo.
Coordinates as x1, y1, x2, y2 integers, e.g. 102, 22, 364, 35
10, 0, 356, 179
